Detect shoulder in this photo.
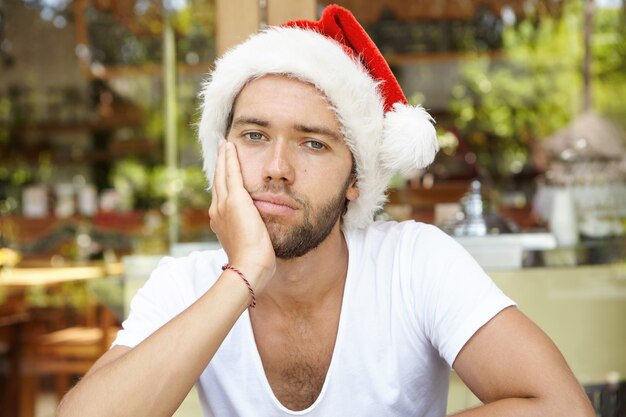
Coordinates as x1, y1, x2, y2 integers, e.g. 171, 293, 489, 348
350, 219, 453, 241
347, 220, 464, 261
113, 248, 229, 349
345, 220, 491, 294
344, 220, 475, 294
117, 249, 227, 339
142, 248, 228, 299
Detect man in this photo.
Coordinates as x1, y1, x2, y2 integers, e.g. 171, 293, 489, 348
59, 5, 594, 417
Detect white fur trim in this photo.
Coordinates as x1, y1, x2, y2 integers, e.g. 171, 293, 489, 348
381, 103, 439, 173
198, 27, 437, 229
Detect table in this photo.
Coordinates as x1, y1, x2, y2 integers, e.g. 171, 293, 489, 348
0, 261, 123, 288
447, 262, 626, 414
0, 261, 123, 417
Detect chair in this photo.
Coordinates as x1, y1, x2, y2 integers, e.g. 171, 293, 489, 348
20, 302, 120, 417
585, 380, 626, 417
0, 310, 29, 417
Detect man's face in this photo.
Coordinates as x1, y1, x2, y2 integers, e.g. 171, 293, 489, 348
225, 75, 359, 258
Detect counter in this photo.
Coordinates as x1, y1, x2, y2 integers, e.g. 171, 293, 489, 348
447, 262, 626, 413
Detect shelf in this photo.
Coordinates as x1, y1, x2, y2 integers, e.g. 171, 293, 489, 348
50, 149, 161, 164
384, 50, 504, 65
79, 62, 214, 79
9, 119, 142, 135
0, 149, 161, 165
0, 136, 162, 164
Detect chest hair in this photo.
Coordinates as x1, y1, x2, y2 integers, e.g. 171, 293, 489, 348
253, 311, 339, 411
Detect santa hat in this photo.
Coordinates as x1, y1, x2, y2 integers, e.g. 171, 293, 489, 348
198, 4, 439, 230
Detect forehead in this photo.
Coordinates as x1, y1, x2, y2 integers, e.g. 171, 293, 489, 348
237, 74, 327, 103
231, 74, 342, 128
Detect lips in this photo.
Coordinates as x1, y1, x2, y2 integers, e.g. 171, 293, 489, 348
252, 193, 299, 216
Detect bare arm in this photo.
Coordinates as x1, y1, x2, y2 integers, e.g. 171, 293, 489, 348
449, 307, 595, 417
58, 141, 276, 417
58, 275, 252, 417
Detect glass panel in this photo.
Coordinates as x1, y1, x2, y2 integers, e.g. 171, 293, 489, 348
0, 0, 216, 261
84, 0, 215, 67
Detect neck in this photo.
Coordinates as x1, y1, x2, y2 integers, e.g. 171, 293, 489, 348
259, 222, 349, 313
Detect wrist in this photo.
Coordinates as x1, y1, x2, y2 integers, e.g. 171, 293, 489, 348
227, 260, 274, 289
222, 264, 257, 308
211, 271, 255, 314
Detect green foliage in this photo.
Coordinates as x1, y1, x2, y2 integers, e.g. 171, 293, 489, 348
592, 6, 626, 126
179, 166, 212, 208
449, 1, 626, 182
110, 158, 210, 211
110, 158, 150, 210
171, 0, 216, 36
25, 282, 91, 311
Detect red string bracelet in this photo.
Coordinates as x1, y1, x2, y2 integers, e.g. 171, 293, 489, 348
222, 264, 256, 308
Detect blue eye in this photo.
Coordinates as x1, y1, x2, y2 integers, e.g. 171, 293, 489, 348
244, 132, 264, 141
306, 140, 326, 150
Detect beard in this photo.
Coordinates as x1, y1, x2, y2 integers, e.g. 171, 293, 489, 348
251, 176, 352, 259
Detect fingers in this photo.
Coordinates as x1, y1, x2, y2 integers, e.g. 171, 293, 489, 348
212, 139, 227, 204
225, 142, 245, 191
210, 139, 246, 225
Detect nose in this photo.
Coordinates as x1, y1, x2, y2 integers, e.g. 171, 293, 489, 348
262, 139, 295, 185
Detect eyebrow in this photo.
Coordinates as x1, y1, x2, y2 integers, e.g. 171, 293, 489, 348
231, 116, 269, 129
232, 116, 343, 142
293, 123, 342, 142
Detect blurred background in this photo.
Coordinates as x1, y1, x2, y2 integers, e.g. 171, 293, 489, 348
0, 0, 625, 416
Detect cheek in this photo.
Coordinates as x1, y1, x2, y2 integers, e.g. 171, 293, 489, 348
234, 146, 261, 189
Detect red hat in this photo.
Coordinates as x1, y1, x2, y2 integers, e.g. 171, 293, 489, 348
199, 5, 439, 229
284, 5, 407, 113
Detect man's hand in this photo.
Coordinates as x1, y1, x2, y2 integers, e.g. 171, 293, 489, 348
209, 139, 276, 292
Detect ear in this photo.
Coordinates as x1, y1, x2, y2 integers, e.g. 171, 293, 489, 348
346, 179, 360, 202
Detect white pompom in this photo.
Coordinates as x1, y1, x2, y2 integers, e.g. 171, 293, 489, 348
380, 102, 439, 173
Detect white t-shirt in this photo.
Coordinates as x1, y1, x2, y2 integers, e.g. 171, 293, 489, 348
114, 221, 515, 417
